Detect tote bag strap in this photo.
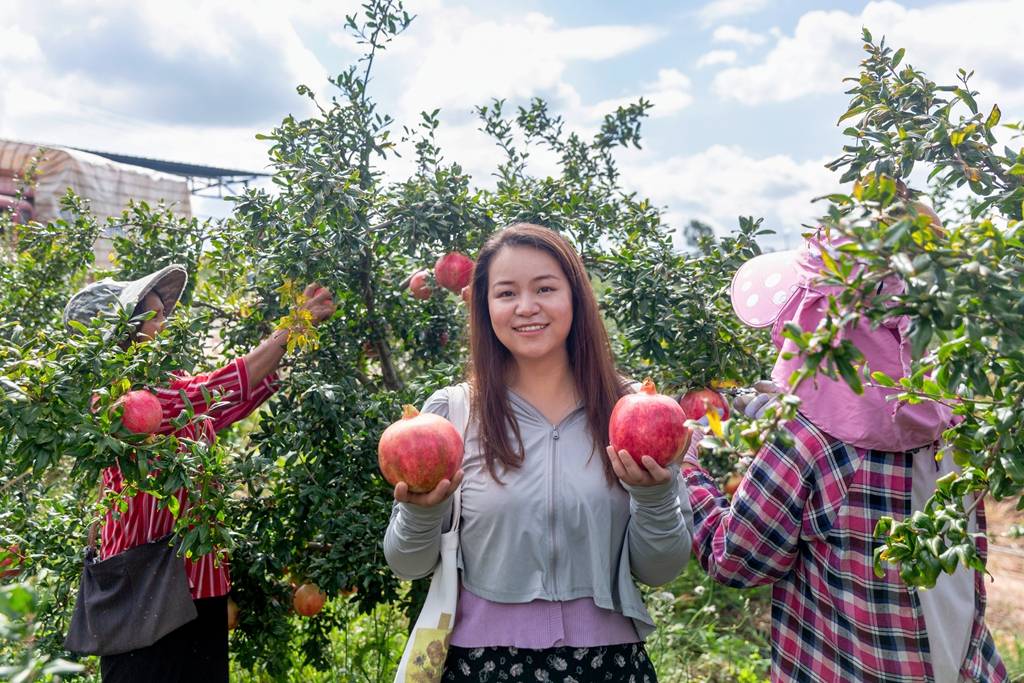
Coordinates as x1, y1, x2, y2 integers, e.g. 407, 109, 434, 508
392, 383, 469, 683
444, 382, 470, 532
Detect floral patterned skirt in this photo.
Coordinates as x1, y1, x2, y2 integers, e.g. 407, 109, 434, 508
442, 643, 657, 682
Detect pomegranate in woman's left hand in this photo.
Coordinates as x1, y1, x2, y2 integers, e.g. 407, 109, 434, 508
610, 378, 691, 467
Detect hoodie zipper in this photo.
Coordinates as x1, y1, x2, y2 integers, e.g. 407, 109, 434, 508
547, 410, 578, 600
549, 425, 560, 597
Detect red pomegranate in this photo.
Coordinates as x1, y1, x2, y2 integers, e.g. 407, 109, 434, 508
226, 597, 240, 630
679, 388, 730, 422
609, 379, 690, 467
434, 252, 474, 293
118, 390, 163, 434
409, 269, 432, 300
378, 405, 463, 493
293, 583, 326, 617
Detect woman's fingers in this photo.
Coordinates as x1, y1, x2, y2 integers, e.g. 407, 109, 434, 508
616, 449, 645, 481
753, 379, 782, 394
607, 445, 675, 486
606, 445, 627, 480
447, 469, 465, 496
608, 446, 663, 485
301, 284, 337, 324
392, 470, 464, 506
640, 456, 671, 484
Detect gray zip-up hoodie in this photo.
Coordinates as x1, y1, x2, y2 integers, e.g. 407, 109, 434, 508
383, 385, 693, 638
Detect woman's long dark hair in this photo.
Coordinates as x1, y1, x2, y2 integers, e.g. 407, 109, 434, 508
467, 223, 627, 485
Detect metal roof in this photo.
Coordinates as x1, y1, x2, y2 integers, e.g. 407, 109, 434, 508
71, 147, 269, 180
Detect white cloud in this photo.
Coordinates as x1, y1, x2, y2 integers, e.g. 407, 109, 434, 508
393, 8, 664, 120
713, 0, 1024, 111
697, 50, 738, 68
712, 25, 766, 47
0, 0, 669, 185
698, 0, 769, 26
0, 24, 42, 63
619, 145, 836, 248
0, 0, 356, 170
586, 69, 694, 119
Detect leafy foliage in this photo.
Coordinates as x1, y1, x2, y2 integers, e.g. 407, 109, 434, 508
1, 2, 775, 675
5, 6, 1021, 680
781, 35, 1024, 587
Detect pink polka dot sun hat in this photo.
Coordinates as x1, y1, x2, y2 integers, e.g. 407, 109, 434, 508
729, 249, 801, 328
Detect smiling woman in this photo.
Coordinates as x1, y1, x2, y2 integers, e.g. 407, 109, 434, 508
486, 247, 574, 375
384, 223, 693, 682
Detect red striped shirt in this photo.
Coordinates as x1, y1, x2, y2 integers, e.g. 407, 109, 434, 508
100, 358, 278, 599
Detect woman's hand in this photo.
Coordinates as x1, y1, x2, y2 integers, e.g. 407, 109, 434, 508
393, 470, 465, 506
242, 283, 336, 390
300, 283, 337, 325
606, 446, 675, 487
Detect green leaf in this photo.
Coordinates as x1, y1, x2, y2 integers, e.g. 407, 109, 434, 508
985, 104, 1001, 128
870, 371, 896, 387
956, 88, 979, 114
837, 105, 869, 125
892, 48, 905, 67
819, 248, 841, 277
167, 495, 181, 520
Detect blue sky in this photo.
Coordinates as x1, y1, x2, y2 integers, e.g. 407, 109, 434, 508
1, 0, 1021, 247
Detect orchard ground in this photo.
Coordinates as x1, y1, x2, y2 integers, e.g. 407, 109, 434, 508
984, 497, 1024, 673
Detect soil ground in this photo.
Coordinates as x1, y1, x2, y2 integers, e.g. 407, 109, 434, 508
983, 496, 1024, 674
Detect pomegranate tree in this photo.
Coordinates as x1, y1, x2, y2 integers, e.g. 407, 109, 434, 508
433, 252, 474, 292
378, 405, 463, 493
609, 379, 691, 467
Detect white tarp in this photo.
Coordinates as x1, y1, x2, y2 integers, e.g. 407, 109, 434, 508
0, 139, 191, 223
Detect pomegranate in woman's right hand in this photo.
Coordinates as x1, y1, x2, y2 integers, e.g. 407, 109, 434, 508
378, 405, 464, 493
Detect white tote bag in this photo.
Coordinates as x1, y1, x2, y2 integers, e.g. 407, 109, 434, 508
393, 383, 469, 683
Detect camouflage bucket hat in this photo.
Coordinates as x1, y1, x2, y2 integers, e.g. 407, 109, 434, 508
63, 265, 188, 330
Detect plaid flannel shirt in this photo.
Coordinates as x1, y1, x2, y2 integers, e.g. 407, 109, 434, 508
682, 412, 1007, 683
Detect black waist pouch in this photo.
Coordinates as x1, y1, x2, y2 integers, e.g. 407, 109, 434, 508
64, 534, 198, 656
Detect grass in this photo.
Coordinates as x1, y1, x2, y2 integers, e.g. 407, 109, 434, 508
230, 559, 772, 683
994, 630, 1024, 682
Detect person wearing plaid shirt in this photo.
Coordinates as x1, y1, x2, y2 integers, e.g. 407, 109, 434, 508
682, 223, 1007, 682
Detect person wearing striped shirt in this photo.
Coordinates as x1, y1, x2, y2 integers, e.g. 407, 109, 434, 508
63, 266, 336, 683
